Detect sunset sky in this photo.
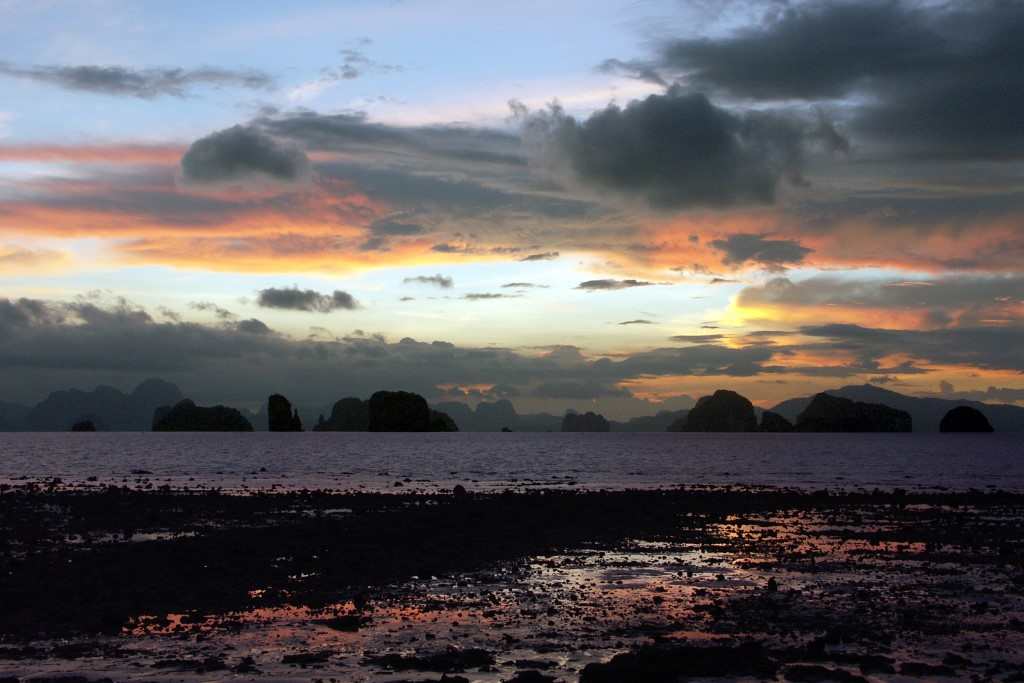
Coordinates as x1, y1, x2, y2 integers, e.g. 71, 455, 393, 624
1, 0, 1022, 417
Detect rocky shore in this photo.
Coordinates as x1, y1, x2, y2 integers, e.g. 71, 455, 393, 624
2, 485, 1024, 681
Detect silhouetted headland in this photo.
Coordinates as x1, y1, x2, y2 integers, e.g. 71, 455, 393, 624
759, 410, 794, 432
311, 391, 458, 432
315, 397, 370, 431
561, 410, 611, 432
1, 378, 1022, 432
940, 405, 994, 432
795, 393, 912, 432
670, 389, 758, 432
152, 399, 254, 432
267, 394, 303, 432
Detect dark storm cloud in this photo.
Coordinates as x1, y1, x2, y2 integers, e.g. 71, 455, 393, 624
738, 275, 1024, 313
327, 47, 403, 81
709, 234, 812, 268
462, 293, 519, 300
638, 1, 1024, 160
519, 251, 559, 261
181, 125, 310, 185
4, 294, 1019, 409
501, 282, 548, 289
597, 58, 667, 86
403, 274, 453, 289
368, 218, 425, 236
316, 162, 594, 219
257, 111, 528, 167
799, 323, 1024, 373
576, 279, 658, 291
0, 297, 64, 332
932, 385, 1024, 403
189, 301, 236, 320
0, 296, 781, 398
0, 63, 272, 98
519, 88, 840, 208
235, 318, 272, 335
669, 334, 725, 343
256, 287, 358, 312
532, 380, 632, 399
359, 237, 389, 252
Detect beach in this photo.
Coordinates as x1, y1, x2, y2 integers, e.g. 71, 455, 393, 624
3, 483, 1024, 681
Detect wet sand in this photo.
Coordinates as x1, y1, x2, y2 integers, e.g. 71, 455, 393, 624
2, 484, 1024, 681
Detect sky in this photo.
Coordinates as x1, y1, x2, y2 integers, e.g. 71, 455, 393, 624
1, 0, 1022, 417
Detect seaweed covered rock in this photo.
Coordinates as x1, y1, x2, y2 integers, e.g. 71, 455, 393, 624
368, 391, 431, 432
579, 642, 778, 682
152, 399, 254, 432
940, 406, 994, 432
796, 393, 911, 432
760, 410, 794, 432
429, 409, 459, 432
267, 394, 303, 431
561, 411, 610, 432
681, 389, 758, 432
315, 397, 370, 431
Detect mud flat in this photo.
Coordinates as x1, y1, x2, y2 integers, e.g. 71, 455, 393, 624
2, 485, 1024, 681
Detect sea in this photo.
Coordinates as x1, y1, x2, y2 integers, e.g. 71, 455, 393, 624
1, 431, 1022, 493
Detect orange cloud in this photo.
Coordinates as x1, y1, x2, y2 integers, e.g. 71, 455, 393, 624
0, 144, 184, 164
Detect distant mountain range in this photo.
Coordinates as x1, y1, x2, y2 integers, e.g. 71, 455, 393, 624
0, 379, 183, 431
772, 384, 1024, 432
434, 399, 691, 432
1, 379, 1020, 432
434, 400, 562, 432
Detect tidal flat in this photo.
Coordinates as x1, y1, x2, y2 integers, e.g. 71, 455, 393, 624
2, 485, 1024, 682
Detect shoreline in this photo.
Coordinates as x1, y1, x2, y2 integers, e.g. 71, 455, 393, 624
3, 486, 1024, 680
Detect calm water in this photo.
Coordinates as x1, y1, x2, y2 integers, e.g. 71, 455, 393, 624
1, 431, 1021, 492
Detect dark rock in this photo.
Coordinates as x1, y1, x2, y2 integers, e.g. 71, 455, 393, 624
579, 643, 777, 682
857, 655, 895, 674
505, 672, 557, 683
760, 410, 793, 432
152, 657, 226, 672
433, 399, 563, 432
614, 409, 689, 432
940, 405, 994, 432
363, 647, 495, 672
314, 397, 370, 431
783, 664, 868, 682
430, 409, 459, 432
770, 383, 1024, 432
233, 656, 259, 673
561, 411, 610, 432
674, 389, 757, 432
474, 399, 520, 431
320, 614, 368, 631
453, 484, 468, 498
796, 393, 912, 432
70, 420, 97, 432
267, 394, 303, 431
898, 661, 955, 677
368, 391, 431, 432
282, 650, 334, 665
501, 426, 513, 432
152, 399, 254, 432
